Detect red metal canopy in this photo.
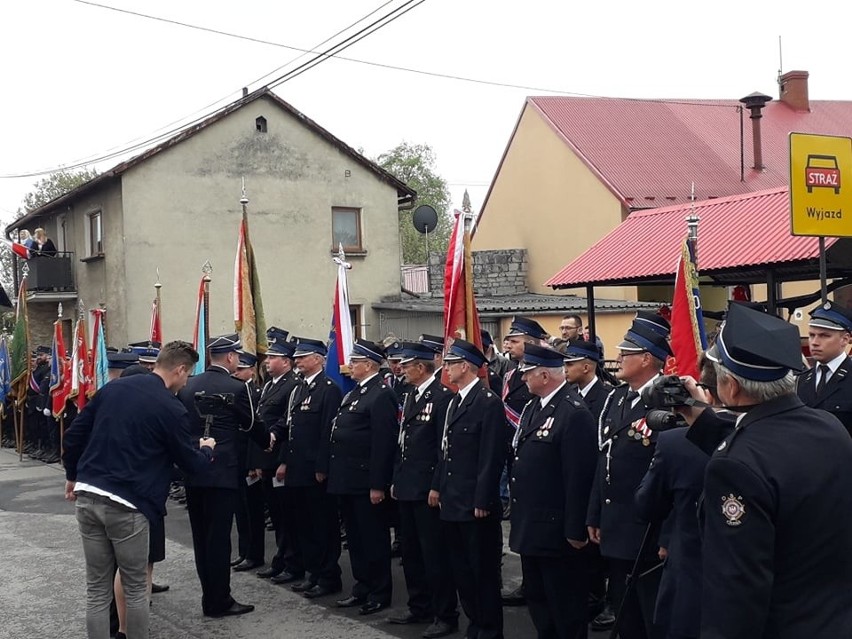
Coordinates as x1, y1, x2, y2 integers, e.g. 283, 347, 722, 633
545, 187, 844, 288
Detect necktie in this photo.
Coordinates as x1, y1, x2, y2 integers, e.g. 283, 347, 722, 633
260, 380, 273, 400
621, 390, 640, 419
816, 364, 831, 395
442, 394, 461, 457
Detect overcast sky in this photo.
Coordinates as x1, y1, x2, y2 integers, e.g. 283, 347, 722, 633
2, 0, 851, 226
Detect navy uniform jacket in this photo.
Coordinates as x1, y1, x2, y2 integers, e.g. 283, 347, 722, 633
438, 380, 507, 522
635, 427, 708, 638
178, 366, 273, 490
580, 378, 612, 424
248, 371, 298, 470
503, 364, 533, 417
509, 384, 597, 556
587, 384, 659, 560
327, 374, 398, 495
281, 372, 342, 487
701, 394, 852, 639
392, 377, 453, 501
796, 357, 852, 437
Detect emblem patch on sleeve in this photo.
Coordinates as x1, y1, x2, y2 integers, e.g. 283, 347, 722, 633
721, 494, 745, 526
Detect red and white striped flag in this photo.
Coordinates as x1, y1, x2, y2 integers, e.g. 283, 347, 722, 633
0, 238, 30, 260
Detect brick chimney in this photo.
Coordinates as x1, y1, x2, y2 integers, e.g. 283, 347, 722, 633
779, 70, 810, 112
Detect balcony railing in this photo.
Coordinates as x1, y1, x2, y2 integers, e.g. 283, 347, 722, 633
17, 252, 76, 292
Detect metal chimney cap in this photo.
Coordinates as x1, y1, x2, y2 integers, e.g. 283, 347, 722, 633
739, 91, 773, 108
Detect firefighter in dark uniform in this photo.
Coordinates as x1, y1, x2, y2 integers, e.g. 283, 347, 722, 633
510, 344, 598, 639
388, 341, 458, 638
563, 339, 613, 423
178, 334, 280, 618
231, 351, 265, 572
501, 317, 546, 604
253, 336, 303, 582
419, 334, 445, 378
328, 339, 399, 615
797, 301, 852, 437
681, 303, 852, 639
278, 337, 344, 599
438, 339, 507, 639
383, 340, 408, 559
586, 318, 671, 639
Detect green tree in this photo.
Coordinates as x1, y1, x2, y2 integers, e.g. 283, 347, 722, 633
0, 168, 98, 292
377, 142, 453, 265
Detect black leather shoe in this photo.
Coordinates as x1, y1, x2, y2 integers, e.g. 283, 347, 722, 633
590, 605, 616, 631
501, 584, 526, 606
270, 571, 303, 585
229, 556, 245, 567
336, 595, 367, 608
422, 620, 458, 638
359, 601, 388, 616
151, 583, 170, 594
303, 584, 341, 599
388, 610, 431, 624
233, 559, 263, 572
291, 579, 315, 593
205, 601, 255, 618
256, 566, 282, 579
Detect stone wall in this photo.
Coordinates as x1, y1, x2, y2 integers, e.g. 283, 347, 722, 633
428, 248, 528, 296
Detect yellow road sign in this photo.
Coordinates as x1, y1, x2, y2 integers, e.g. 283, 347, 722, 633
790, 132, 852, 236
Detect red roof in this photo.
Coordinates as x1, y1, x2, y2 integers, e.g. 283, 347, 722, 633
545, 187, 841, 288
528, 96, 852, 206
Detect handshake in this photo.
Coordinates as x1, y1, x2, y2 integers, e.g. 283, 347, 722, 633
199, 437, 217, 450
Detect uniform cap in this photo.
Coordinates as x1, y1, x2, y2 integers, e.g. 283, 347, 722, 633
237, 350, 258, 369
442, 339, 487, 368
349, 339, 386, 364
563, 339, 601, 363
398, 341, 436, 364
266, 326, 290, 345
419, 334, 445, 353
634, 311, 671, 337
618, 322, 673, 362
519, 343, 565, 372
208, 333, 241, 354
506, 316, 547, 340
706, 302, 804, 381
292, 337, 327, 358
267, 339, 296, 358
107, 352, 139, 370
808, 301, 852, 332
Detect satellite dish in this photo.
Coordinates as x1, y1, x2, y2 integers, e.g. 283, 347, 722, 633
412, 205, 438, 234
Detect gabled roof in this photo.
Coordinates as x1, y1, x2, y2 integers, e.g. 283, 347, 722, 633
545, 187, 850, 288
481, 93, 852, 216
8, 87, 416, 233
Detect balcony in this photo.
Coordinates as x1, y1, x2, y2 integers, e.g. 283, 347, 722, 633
17, 252, 77, 301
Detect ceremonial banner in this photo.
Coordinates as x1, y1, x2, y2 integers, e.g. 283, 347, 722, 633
89, 309, 108, 395
150, 296, 162, 344
192, 276, 207, 375
443, 210, 485, 384
49, 321, 70, 418
325, 247, 356, 394
10, 278, 30, 406
0, 337, 12, 417
70, 317, 90, 410
664, 239, 708, 379
234, 216, 267, 356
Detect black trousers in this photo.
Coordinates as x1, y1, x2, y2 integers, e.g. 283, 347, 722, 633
339, 494, 392, 605
522, 553, 590, 639
186, 486, 237, 614
442, 512, 504, 639
267, 483, 304, 575
234, 478, 252, 560
398, 499, 458, 623
607, 557, 663, 639
291, 482, 341, 587
243, 477, 267, 562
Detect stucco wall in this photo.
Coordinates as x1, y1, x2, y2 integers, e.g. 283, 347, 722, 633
473, 104, 633, 299
118, 95, 402, 345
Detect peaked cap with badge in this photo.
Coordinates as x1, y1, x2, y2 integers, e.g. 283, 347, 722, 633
507, 316, 548, 340
808, 301, 852, 332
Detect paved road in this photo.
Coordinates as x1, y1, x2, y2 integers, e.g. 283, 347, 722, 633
0, 447, 559, 639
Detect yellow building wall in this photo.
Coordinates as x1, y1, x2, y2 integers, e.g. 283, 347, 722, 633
473, 104, 633, 299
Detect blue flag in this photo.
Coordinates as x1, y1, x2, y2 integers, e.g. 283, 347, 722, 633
0, 336, 10, 417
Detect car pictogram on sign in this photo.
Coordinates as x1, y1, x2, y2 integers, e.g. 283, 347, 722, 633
806, 154, 841, 194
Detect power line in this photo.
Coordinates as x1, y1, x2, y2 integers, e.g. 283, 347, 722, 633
1, 0, 421, 179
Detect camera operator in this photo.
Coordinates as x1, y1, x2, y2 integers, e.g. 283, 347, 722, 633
675, 303, 852, 639
586, 316, 672, 639
178, 334, 280, 618
633, 352, 723, 639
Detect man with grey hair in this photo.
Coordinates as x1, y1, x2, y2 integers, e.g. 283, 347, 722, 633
679, 303, 852, 639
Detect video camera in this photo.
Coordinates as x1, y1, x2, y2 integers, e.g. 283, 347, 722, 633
640, 375, 702, 432
193, 391, 235, 417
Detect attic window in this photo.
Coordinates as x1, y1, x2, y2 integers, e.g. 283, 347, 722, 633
255, 116, 267, 133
